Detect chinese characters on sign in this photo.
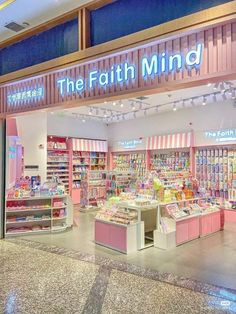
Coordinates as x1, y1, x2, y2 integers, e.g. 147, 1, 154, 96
7, 87, 44, 105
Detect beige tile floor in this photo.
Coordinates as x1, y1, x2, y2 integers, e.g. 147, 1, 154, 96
1, 240, 235, 314
20, 209, 236, 290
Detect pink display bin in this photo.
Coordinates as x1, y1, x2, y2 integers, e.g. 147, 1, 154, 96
72, 188, 81, 205
200, 211, 221, 237
176, 216, 200, 245
224, 210, 236, 223
95, 219, 137, 254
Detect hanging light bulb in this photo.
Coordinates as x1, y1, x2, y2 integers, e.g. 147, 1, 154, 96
207, 82, 212, 87
112, 101, 116, 106
82, 117, 86, 123
202, 96, 207, 106
173, 103, 177, 111
89, 107, 92, 115
120, 101, 124, 108
190, 98, 195, 107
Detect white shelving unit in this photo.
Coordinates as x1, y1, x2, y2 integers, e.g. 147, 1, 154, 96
5, 195, 73, 237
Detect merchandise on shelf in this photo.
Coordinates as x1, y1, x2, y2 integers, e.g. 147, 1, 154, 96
150, 151, 190, 172
47, 136, 69, 194
106, 171, 137, 196
90, 152, 106, 170
88, 171, 107, 205
164, 198, 220, 221
196, 148, 236, 198
5, 192, 70, 236
96, 203, 138, 225
113, 152, 146, 178
72, 151, 90, 189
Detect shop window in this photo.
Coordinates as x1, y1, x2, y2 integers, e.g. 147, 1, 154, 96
90, 0, 233, 46
0, 18, 78, 76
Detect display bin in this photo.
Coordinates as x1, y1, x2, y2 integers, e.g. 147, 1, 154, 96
95, 219, 138, 254
154, 230, 176, 250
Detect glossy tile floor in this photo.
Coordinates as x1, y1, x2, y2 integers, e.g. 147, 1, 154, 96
2, 239, 236, 313
24, 209, 236, 290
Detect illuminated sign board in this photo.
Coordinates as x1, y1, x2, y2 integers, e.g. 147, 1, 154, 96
118, 139, 143, 149
205, 129, 236, 142
57, 44, 203, 96
7, 87, 44, 105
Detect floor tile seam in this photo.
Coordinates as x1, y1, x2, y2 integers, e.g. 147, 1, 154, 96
5, 239, 236, 303
82, 266, 112, 314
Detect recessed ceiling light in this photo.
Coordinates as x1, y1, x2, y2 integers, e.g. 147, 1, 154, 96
0, 0, 16, 11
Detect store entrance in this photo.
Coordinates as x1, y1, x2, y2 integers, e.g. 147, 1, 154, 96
4, 81, 236, 289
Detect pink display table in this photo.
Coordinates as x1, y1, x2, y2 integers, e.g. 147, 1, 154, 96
200, 211, 221, 237
95, 219, 138, 254
224, 209, 236, 223
176, 215, 200, 245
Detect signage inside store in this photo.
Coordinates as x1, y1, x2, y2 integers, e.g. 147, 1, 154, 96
118, 139, 143, 149
205, 129, 236, 142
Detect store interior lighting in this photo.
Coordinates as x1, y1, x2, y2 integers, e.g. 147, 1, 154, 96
57, 81, 236, 124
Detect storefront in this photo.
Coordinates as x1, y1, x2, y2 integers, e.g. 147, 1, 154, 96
0, 3, 235, 258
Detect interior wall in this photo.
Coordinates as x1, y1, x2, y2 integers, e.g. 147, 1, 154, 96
47, 114, 108, 140
107, 101, 236, 142
16, 112, 47, 183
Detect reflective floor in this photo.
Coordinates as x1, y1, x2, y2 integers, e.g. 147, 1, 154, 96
25, 209, 236, 290
1, 239, 236, 314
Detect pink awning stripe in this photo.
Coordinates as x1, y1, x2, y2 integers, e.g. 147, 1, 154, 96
72, 139, 108, 152
146, 132, 193, 150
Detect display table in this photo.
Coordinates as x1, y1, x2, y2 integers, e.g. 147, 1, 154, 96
95, 219, 138, 254
118, 202, 158, 250
154, 198, 222, 249
5, 194, 73, 236
200, 210, 221, 237
176, 214, 200, 245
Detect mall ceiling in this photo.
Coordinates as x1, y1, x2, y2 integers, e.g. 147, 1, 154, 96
0, 0, 92, 42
